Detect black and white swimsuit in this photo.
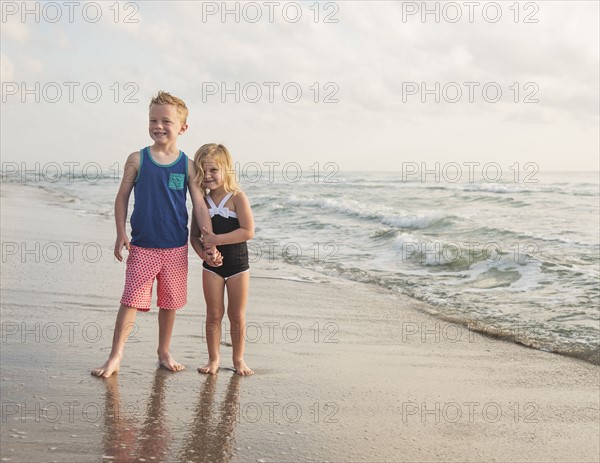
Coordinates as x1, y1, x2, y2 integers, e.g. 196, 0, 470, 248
202, 192, 249, 280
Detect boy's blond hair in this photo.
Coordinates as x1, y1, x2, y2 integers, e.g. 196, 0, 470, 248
149, 91, 188, 124
193, 144, 240, 196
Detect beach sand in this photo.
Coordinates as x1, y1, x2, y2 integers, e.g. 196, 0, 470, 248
1, 183, 599, 463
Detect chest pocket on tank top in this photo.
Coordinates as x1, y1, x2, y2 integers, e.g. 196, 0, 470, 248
168, 173, 185, 190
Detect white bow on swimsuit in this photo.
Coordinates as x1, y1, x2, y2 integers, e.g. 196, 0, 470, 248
206, 192, 238, 218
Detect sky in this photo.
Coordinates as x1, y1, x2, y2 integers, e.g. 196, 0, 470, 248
1, 0, 599, 174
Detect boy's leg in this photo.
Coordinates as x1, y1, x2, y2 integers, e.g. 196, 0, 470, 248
91, 304, 138, 378
198, 270, 226, 374
92, 244, 158, 378
155, 245, 188, 371
226, 272, 253, 376
157, 308, 184, 371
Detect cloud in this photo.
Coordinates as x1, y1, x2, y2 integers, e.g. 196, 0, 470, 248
1, 53, 14, 82
55, 28, 70, 49
0, 1, 597, 171
0, 20, 29, 43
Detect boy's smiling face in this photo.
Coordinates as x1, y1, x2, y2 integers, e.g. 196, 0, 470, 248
148, 104, 187, 145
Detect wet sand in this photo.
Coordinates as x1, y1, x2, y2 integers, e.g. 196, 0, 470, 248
1, 183, 599, 462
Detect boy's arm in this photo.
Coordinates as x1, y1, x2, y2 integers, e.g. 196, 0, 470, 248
190, 214, 206, 260
189, 214, 205, 258
201, 191, 254, 246
114, 151, 139, 262
190, 214, 222, 265
187, 159, 217, 243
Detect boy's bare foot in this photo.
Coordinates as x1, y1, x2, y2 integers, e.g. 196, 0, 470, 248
158, 352, 185, 372
233, 359, 254, 376
198, 360, 220, 374
91, 355, 122, 378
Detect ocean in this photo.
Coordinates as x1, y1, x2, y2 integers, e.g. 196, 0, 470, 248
4, 166, 599, 364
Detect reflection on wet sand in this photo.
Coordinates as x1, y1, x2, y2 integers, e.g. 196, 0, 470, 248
102, 369, 172, 461
178, 374, 241, 463
138, 369, 172, 459
101, 371, 241, 463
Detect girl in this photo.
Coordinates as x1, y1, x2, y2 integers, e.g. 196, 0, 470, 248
190, 144, 255, 376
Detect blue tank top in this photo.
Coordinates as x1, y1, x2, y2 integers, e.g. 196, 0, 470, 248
130, 147, 189, 248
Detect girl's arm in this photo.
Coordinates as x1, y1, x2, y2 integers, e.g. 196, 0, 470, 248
114, 151, 139, 262
201, 191, 254, 246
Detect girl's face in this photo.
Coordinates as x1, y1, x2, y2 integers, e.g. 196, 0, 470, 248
201, 159, 224, 191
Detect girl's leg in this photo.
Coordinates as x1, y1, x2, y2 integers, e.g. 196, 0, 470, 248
158, 308, 184, 371
225, 272, 253, 376
91, 304, 137, 378
198, 270, 226, 374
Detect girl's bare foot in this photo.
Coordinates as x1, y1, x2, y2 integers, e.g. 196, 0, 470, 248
198, 359, 220, 374
91, 355, 122, 378
233, 359, 254, 376
158, 351, 185, 372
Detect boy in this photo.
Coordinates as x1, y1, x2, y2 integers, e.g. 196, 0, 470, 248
92, 91, 220, 378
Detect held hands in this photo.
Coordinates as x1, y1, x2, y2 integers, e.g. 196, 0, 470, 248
203, 245, 223, 267
114, 234, 130, 262
200, 227, 222, 267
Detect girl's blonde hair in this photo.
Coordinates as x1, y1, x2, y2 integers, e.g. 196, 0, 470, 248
193, 143, 240, 196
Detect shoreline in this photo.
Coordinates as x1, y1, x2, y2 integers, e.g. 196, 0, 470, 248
8, 180, 599, 366
1, 182, 599, 463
